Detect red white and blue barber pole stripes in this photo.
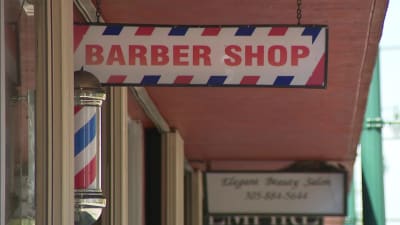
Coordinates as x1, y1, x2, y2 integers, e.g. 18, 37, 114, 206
74, 24, 327, 88
74, 105, 98, 190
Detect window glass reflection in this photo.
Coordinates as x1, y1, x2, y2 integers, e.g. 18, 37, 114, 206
4, 0, 36, 224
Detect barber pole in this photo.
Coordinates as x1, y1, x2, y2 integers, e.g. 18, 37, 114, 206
74, 68, 105, 191
74, 105, 99, 189
74, 69, 107, 225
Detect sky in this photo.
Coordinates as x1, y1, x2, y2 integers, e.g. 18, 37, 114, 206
354, 1, 400, 225
380, 1, 400, 224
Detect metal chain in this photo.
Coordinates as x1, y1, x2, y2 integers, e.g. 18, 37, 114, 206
297, 0, 302, 25
95, 0, 102, 23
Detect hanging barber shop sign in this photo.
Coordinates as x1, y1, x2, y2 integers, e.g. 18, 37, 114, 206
74, 24, 328, 88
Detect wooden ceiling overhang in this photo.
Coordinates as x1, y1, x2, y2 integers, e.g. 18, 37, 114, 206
74, 0, 388, 170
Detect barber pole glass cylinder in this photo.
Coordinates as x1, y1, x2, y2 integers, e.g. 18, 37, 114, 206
74, 69, 106, 225
74, 104, 101, 190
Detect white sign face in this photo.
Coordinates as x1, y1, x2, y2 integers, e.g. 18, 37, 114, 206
74, 24, 327, 87
205, 172, 346, 216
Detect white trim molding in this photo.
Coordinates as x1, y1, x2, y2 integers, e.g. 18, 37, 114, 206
162, 131, 185, 225
35, 0, 75, 224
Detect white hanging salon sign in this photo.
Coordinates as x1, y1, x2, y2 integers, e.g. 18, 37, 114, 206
74, 24, 328, 87
205, 172, 346, 216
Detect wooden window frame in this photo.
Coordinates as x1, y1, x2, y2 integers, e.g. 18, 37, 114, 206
0, 0, 6, 222
35, 0, 74, 224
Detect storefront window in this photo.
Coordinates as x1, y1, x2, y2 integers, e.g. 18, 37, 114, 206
2, 0, 36, 224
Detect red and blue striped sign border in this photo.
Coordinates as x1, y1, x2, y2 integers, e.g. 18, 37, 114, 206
74, 24, 328, 88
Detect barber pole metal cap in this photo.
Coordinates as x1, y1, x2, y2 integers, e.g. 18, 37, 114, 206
74, 69, 106, 106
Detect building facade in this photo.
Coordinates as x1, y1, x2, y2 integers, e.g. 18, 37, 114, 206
0, 0, 388, 225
